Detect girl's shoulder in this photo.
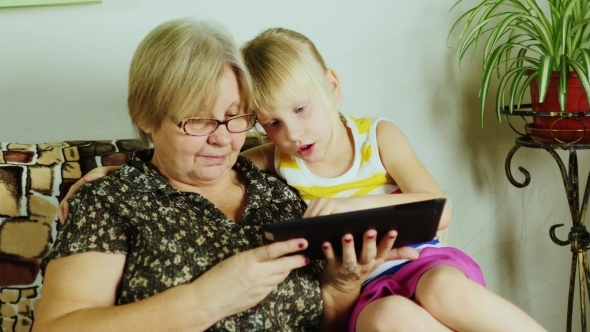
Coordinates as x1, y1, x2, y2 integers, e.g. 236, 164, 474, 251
240, 142, 277, 173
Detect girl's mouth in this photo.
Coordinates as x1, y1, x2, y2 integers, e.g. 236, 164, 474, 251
297, 143, 315, 156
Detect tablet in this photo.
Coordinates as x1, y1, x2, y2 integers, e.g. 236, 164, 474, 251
262, 198, 445, 260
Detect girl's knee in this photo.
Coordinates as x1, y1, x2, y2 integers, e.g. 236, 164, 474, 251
356, 296, 431, 332
415, 266, 480, 311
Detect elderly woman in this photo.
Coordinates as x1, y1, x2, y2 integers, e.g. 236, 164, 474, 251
33, 19, 415, 331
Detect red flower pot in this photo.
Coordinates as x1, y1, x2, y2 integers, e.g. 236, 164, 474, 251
530, 72, 590, 132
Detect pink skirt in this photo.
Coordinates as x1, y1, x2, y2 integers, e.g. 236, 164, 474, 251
348, 247, 486, 332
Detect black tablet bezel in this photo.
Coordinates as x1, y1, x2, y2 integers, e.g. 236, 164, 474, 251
262, 198, 446, 260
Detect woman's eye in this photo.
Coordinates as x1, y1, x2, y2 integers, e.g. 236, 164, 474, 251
267, 121, 280, 128
295, 106, 306, 113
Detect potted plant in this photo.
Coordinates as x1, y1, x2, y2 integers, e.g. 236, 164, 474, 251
450, 0, 590, 138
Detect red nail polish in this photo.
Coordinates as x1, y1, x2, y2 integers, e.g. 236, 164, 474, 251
298, 242, 305, 249
367, 234, 376, 239
322, 244, 330, 250
344, 238, 352, 243
305, 257, 310, 264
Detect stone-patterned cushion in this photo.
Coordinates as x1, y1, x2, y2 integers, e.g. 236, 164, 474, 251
0, 139, 144, 332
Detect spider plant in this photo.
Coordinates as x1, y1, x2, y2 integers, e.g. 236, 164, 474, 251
450, 0, 590, 126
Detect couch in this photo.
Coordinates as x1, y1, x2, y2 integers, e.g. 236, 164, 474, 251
0, 136, 275, 331
0, 139, 146, 331
0, 137, 447, 332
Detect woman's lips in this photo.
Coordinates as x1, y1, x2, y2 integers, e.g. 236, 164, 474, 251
297, 143, 315, 156
204, 155, 227, 162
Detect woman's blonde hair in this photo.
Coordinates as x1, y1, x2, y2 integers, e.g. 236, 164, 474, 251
241, 28, 341, 156
128, 18, 252, 146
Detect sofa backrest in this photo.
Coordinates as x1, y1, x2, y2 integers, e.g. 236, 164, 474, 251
0, 139, 144, 332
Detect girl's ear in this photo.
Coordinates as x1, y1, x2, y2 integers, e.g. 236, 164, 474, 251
326, 68, 342, 102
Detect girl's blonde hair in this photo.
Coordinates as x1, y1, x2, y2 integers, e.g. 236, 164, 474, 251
241, 28, 341, 156
128, 18, 252, 146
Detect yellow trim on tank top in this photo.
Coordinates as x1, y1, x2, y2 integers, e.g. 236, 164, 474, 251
278, 151, 300, 169
292, 172, 389, 199
351, 116, 372, 135
360, 144, 372, 165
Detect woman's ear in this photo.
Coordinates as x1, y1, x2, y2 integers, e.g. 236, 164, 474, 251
326, 69, 341, 102
137, 119, 153, 135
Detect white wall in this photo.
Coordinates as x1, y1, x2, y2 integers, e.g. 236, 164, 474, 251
0, 0, 585, 331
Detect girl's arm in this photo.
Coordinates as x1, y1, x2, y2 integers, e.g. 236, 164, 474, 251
304, 121, 451, 230
240, 142, 276, 173
58, 167, 120, 223
60, 143, 278, 223
376, 120, 451, 230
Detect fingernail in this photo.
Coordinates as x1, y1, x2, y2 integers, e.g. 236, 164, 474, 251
322, 244, 330, 250
367, 234, 376, 239
389, 234, 396, 239
304, 257, 310, 264
298, 242, 305, 249
344, 238, 352, 243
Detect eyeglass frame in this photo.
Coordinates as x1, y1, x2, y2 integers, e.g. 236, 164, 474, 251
176, 113, 258, 137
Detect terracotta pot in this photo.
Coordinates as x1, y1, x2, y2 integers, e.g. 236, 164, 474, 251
530, 72, 590, 131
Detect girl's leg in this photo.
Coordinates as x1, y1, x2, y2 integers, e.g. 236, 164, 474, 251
356, 295, 454, 332
415, 266, 546, 332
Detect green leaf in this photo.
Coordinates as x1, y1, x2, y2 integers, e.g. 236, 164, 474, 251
517, 70, 539, 109
479, 44, 512, 125
559, 54, 569, 111
496, 66, 523, 114
577, 48, 590, 82
538, 55, 554, 102
509, 67, 531, 112
569, 60, 590, 106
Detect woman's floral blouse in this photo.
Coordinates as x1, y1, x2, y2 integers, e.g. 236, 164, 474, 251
42, 150, 324, 331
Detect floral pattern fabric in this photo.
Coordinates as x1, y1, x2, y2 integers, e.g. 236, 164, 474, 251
41, 150, 324, 331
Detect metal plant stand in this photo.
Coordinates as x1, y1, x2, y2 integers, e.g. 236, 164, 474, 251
503, 107, 590, 332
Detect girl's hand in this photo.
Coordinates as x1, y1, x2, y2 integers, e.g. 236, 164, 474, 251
58, 166, 121, 224
321, 229, 418, 293
191, 238, 310, 320
304, 197, 370, 218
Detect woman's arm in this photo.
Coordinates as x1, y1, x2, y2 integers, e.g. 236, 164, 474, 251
33, 239, 311, 332
34, 252, 219, 332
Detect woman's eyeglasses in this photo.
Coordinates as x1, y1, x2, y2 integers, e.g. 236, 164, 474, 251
177, 114, 257, 137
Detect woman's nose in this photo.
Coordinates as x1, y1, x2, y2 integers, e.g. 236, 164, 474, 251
207, 123, 232, 146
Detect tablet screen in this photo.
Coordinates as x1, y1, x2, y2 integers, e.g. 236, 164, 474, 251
262, 198, 445, 260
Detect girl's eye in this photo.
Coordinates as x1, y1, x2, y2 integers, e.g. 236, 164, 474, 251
295, 105, 306, 113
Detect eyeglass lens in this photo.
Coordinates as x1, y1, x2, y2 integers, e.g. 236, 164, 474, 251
183, 115, 255, 136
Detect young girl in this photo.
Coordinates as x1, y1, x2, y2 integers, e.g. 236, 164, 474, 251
60, 28, 546, 332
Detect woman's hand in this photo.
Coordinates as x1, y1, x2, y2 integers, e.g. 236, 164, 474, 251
58, 166, 120, 224
318, 230, 418, 331
190, 238, 311, 322
321, 229, 417, 292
